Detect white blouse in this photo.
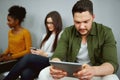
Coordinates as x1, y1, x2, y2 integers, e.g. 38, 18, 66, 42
41, 32, 62, 58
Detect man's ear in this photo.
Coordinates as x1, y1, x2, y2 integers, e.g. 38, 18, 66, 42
92, 14, 95, 19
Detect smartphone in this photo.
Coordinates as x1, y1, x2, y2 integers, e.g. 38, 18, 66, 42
30, 47, 37, 50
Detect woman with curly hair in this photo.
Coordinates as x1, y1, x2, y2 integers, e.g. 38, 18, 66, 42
0, 5, 31, 62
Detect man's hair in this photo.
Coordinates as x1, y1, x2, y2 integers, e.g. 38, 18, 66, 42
72, 0, 93, 16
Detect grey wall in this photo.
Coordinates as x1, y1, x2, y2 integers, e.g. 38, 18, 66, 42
0, 0, 120, 78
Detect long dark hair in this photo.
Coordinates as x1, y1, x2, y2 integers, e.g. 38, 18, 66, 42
40, 11, 62, 52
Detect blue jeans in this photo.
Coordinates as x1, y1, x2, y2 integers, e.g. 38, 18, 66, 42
3, 54, 50, 80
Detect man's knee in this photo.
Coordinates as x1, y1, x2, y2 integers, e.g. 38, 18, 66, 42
102, 74, 119, 80
38, 66, 52, 80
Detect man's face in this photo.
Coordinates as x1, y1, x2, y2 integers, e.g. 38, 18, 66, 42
73, 11, 95, 36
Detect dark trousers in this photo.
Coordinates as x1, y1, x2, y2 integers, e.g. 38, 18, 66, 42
3, 54, 50, 80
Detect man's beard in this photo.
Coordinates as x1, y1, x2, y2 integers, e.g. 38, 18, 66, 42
79, 29, 90, 36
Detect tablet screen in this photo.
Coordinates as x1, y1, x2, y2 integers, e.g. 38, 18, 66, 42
50, 61, 82, 77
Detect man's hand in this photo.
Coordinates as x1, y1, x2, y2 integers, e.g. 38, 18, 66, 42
50, 66, 67, 79
73, 64, 95, 80
50, 58, 67, 79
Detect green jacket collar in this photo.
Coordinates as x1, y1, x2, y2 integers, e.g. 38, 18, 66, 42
90, 22, 96, 36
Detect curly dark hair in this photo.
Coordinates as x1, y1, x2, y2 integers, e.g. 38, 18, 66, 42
8, 5, 26, 23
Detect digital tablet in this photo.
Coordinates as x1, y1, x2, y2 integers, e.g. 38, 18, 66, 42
50, 61, 82, 77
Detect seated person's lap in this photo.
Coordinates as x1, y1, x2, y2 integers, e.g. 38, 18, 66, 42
38, 66, 119, 80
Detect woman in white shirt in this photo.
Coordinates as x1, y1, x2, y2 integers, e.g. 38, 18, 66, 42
3, 11, 63, 80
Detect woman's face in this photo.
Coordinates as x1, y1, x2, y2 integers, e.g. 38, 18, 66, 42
7, 16, 18, 28
46, 17, 55, 32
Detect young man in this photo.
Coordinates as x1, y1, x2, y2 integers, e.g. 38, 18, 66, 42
38, 0, 119, 80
